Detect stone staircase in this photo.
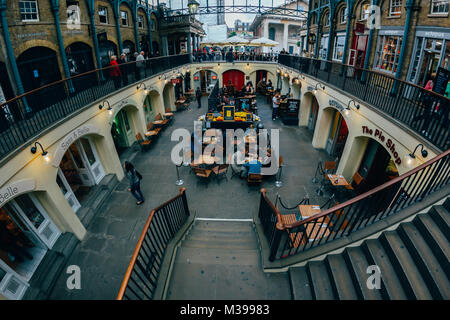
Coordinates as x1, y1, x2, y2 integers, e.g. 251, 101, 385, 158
165, 220, 292, 300
289, 198, 450, 300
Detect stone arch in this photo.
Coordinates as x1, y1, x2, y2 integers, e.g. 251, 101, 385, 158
145, 89, 164, 118
14, 40, 59, 58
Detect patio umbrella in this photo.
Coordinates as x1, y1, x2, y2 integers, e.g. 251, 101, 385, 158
223, 35, 250, 46
250, 37, 279, 47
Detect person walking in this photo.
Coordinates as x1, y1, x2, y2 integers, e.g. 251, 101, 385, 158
272, 90, 281, 120
196, 87, 202, 109
135, 51, 146, 80
124, 161, 144, 205
118, 53, 129, 86
109, 55, 122, 90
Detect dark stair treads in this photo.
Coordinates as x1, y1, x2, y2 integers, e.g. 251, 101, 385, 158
380, 231, 433, 300
362, 239, 408, 299
429, 206, 450, 240
343, 247, 383, 300
307, 261, 335, 300
414, 214, 450, 272
289, 267, 313, 300
398, 223, 450, 299
325, 254, 359, 300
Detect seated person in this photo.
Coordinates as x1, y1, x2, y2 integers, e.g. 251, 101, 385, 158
257, 78, 266, 92
240, 156, 262, 179
241, 100, 249, 111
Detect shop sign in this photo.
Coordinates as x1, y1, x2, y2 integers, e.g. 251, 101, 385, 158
307, 86, 315, 92
329, 99, 345, 113
16, 32, 48, 39
0, 179, 35, 206
196, 67, 214, 70
171, 78, 181, 84
362, 126, 402, 165
52, 124, 100, 167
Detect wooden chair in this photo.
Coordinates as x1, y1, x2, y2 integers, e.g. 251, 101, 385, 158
324, 160, 336, 173
164, 108, 174, 122
136, 133, 151, 152
247, 173, 263, 185
147, 122, 161, 136
193, 167, 212, 182
346, 172, 363, 191
155, 113, 169, 128
213, 164, 229, 183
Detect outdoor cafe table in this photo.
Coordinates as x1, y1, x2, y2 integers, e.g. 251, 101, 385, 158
145, 130, 158, 137
191, 155, 220, 166
326, 174, 350, 187
153, 120, 164, 125
280, 205, 330, 247
164, 112, 174, 117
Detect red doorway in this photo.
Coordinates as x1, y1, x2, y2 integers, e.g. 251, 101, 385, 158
222, 70, 245, 91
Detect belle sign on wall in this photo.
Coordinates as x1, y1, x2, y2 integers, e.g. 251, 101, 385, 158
362, 126, 402, 165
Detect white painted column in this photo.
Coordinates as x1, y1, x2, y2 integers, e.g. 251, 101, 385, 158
283, 23, 289, 52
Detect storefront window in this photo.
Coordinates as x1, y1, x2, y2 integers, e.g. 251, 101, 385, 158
319, 35, 329, 60
442, 41, 450, 69
69, 144, 85, 168
374, 35, 403, 73
389, 0, 402, 16
13, 194, 45, 230
430, 0, 449, 14
408, 37, 424, 83
80, 138, 96, 166
56, 174, 68, 195
333, 35, 346, 61
340, 7, 348, 24
98, 6, 108, 24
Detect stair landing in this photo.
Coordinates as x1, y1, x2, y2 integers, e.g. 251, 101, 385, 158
166, 220, 291, 300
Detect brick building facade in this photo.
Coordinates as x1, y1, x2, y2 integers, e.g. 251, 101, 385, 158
306, 0, 450, 86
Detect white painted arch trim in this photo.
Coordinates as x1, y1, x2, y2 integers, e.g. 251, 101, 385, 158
0, 179, 36, 207
51, 124, 101, 167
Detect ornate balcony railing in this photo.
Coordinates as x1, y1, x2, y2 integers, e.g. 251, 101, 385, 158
278, 54, 450, 151
0, 54, 190, 163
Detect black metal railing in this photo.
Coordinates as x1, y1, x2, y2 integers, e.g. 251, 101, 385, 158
117, 188, 190, 300
259, 150, 450, 261
278, 55, 450, 151
192, 52, 278, 63
0, 54, 190, 162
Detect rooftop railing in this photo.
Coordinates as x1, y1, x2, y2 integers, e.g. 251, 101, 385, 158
0, 54, 190, 163
259, 149, 450, 261
278, 54, 450, 151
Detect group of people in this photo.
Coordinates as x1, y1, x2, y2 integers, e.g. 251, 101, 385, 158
193, 47, 278, 63
108, 50, 161, 90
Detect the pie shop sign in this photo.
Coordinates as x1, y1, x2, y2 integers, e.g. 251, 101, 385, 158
362, 125, 402, 165
52, 124, 100, 167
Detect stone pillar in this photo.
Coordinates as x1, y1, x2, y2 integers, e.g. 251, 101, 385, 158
283, 23, 289, 52
187, 32, 192, 54
162, 35, 169, 56
197, 35, 200, 50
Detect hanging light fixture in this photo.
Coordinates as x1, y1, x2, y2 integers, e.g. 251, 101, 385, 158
136, 82, 148, 95
31, 141, 50, 163
188, 0, 200, 14
312, 82, 325, 95
344, 100, 360, 117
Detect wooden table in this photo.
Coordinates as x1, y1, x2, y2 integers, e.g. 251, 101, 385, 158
153, 120, 164, 125
280, 205, 330, 248
192, 155, 220, 165
164, 112, 174, 117
326, 174, 350, 187
203, 136, 217, 144
145, 130, 158, 137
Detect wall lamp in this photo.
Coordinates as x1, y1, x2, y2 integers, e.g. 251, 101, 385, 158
313, 82, 325, 95
31, 141, 50, 163
164, 76, 169, 84
99, 100, 113, 115
344, 100, 360, 117
405, 144, 428, 167
136, 82, 148, 94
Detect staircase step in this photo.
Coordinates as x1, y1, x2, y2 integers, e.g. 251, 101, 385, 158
186, 229, 257, 243
289, 267, 313, 300
307, 261, 335, 300
362, 239, 407, 300
398, 223, 450, 299
429, 206, 450, 240
182, 238, 258, 250
414, 214, 450, 271
193, 220, 254, 233
380, 231, 433, 300
343, 247, 383, 300
325, 254, 359, 300
175, 246, 259, 266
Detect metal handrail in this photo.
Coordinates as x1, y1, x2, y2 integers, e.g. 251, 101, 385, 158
117, 187, 188, 300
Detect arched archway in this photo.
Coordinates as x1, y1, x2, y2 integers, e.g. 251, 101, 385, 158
143, 90, 160, 123
193, 70, 218, 94
123, 40, 135, 57
98, 40, 118, 69
110, 104, 141, 155
65, 42, 96, 92
222, 69, 245, 92
17, 46, 64, 111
